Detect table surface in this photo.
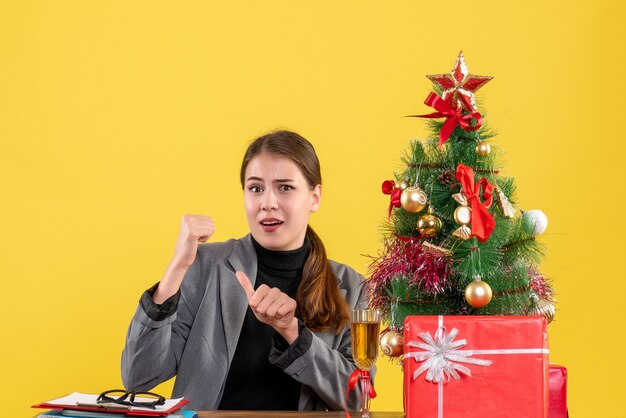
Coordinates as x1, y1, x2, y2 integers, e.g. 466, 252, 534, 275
32, 410, 405, 418
196, 412, 405, 418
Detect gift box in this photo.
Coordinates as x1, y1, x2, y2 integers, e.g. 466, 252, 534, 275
403, 315, 549, 418
549, 364, 568, 418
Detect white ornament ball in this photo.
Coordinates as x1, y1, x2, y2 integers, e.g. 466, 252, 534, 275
525, 209, 548, 235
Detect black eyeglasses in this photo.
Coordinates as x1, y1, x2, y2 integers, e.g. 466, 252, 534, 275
97, 389, 166, 409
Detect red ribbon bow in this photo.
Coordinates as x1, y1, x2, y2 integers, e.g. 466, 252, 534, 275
382, 180, 402, 221
345, 369, 377, 418
408, 92, 483, 148
456, 163, 496, 242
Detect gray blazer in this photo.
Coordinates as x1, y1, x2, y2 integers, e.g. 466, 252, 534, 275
121, 234, 370, 411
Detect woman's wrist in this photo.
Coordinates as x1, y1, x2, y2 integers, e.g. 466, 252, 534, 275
169, 253, 194, 272
277, 317, 299, 345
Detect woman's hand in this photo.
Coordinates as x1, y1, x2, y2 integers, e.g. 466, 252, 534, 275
171, 214, 216, 270
153, 215, 215, 304
236, 271, 299, 344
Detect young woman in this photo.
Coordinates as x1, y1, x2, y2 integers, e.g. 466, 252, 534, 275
122, 130, 369, 411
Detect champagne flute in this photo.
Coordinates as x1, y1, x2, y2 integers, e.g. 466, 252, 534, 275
350, 309, 381, 418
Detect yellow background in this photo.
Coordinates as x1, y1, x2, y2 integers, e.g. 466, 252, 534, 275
1, 1, 624, 417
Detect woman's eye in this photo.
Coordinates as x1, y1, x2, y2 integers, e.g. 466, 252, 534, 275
248, 186, 262, 193
280, 185, 294, 191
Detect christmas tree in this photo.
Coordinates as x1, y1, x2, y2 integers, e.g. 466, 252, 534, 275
368, 52, 555, 357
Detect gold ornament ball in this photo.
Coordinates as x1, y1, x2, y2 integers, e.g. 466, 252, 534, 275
534, 298, 556, 324
379, 330, 404, 358
453, 205, 472, 225
417, 210, 442, 238
401, 186, 428, 213
397, 179, 410, 190
465, 280, 493, 308
476, 142, 491, 156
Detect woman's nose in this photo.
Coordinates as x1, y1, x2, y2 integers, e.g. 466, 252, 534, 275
260, 190, 278, 210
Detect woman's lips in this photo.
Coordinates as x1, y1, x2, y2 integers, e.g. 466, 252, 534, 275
260, 218, 283, 232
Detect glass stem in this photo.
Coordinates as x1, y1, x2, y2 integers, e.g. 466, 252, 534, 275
360, 371, 371, 418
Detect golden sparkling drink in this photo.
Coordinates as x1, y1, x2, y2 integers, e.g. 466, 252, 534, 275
351, 321, 380, 370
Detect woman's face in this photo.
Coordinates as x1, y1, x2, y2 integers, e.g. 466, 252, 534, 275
243, 153, 321, 251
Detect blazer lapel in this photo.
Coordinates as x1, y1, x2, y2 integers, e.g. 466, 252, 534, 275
221, 234, 257, 363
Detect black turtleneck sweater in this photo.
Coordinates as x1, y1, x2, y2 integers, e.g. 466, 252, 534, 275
217, 236, 312, 410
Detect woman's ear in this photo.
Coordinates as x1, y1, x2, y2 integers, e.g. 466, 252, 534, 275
310, 184, 322, 212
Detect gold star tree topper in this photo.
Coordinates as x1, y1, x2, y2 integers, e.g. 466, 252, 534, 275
427, 51, 493, 112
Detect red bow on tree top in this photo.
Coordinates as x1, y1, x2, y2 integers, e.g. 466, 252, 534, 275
408, 92, 483, 148
382, 180, 402, 221
456, 163, 496, 242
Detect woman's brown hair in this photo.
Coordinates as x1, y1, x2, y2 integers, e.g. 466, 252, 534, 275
240, 130, 350, 334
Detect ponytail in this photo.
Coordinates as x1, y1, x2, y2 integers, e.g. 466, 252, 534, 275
296, 225, 350, 335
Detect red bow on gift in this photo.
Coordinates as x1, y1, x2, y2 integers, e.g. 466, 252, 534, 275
382, 180, 402, 221
456, 163, 496, 242
345, 369, 377, 418
408, 92, 483, 148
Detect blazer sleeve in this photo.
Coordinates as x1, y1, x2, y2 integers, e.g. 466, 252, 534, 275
121, 261, 199, 391
270, 266, 371, 411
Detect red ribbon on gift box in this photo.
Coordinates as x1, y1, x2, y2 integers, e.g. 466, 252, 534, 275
408, 92, 483, 148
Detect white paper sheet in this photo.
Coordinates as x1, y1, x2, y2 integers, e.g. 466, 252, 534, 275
44, 392, 184, 412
